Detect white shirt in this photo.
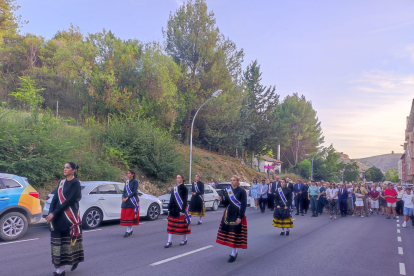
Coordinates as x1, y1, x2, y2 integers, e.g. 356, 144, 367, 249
208, 182, 215, 187
375, 187, 381, 192
327, 188, 338, 199
402, 193, 414, 209
397, 190, 404, 199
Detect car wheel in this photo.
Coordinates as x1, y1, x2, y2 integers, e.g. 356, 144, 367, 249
211, 200, 219, 211
0, 212, 28, 241
146, 203, 160, 221
82, 207, 102, 229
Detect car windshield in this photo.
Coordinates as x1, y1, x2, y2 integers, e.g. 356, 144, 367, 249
216, 184, 231, 190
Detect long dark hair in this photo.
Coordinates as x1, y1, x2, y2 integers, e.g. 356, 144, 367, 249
67, 162, 79, 178
128, 169, 136, 179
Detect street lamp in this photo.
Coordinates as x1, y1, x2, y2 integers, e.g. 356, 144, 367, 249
311, 147, 327, 181
342, 162, 352, 184
189, 89, 223, 184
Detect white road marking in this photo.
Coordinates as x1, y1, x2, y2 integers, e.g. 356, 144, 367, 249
397, 224, 400, 227
163, 219, 168, 221
398, 247, 403, 255
150, 245, 213, 266
397, 229, 401, 233
0, 238, 39, 245
399, 263, 406, 275
84, 229, 103, 233
397, 216, 400, 219
397, 220, 399, 222
398, 236, 402, 242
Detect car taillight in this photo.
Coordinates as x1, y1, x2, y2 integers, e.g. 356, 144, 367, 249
29, 192, 39, 199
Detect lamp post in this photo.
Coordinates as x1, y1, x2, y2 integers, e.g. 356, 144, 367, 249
189, 89, 223, 184
342, 162, 352, 184
311, 147, 327, 181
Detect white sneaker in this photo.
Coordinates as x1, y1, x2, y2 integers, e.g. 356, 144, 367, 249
402, 222, 407, 228
361, 215, 364, 218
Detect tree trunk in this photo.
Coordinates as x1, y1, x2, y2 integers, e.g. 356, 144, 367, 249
235, 148, 238, 159
251, 150, 254, 169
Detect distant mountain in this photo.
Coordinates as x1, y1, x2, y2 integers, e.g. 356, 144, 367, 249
355, 153, 402, 172
338, 153, 370, 171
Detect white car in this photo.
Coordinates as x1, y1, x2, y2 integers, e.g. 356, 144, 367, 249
158, 184, 219, 213
43, 181, 162, 229
215, 182, 252, 206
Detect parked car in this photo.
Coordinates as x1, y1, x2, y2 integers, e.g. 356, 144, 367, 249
0, 173, 42, 241
215, 182, 252, 207
158, 184, 219, 213
43, 181, 162, 229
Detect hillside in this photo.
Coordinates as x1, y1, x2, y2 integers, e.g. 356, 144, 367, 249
355, 153, 402, 171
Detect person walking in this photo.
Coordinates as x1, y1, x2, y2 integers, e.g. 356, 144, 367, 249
165, 174, 191, 248
293, 179, 305, 216
369, 187, 380, 215
396, 186, 405, 217
327, 183, 339, 219
258, 180, 268, 213
384, 183, 398, 220
267, 179, 275, 211
402, 187, 414, 228
46, 162, 84, 275
273, 179, 293, 236
216, 175, 247, 263
250, 179, 259, 209
189, 174, 205, 225
353, 188, 364, 217
308, 181, 319, 217
120, 169, 139, 238
338, 183, 348, 217
317, 182, 326, 216
302, 182, 310, 214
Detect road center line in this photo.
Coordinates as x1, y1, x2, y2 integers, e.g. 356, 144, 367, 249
150, 245, 213, 266
397, 224, 400, 227
396, 220, 399, 222
399, 263, 406, 275
398, 247, 403, 255
0, 238, 39, 246
84, 229, 103, 233
397, 236, 402, 242
397, 229, 401, 233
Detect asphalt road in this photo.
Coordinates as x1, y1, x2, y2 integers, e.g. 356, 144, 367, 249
1, 207, 412, 276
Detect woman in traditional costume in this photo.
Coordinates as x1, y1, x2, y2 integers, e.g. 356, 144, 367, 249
46, 162, 84, 276
188, 174, 205, 225
165, 174, 191, 248
273, 178, 293, 236
120, 169, 139, 237
216, 175, 247, 263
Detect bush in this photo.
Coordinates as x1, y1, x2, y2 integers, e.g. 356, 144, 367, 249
100, 114, 183, 181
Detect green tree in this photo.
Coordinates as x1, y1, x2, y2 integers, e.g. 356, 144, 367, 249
384, 168, 398, 181
273, 93, 324, 168
10, 76, 44, 110
0, 0, 26, 47
365, 166, 384, 182
342, 162, 359, 182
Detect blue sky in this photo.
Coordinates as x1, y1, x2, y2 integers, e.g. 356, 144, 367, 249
17, 0, 414, 158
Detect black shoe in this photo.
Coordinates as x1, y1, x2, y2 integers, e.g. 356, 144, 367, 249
311, 215, 315, 217
280, 232, 285, 235
271, 209, 274, 211
179, 240, 187, 246
295, 213, 299, 215
164, 242, 172, 248
228, 255, 236, 263
197, 221, 202, 225
305, 212, 307, 214
70, 263, 78, 272
301, 214, 304, 216
52, 272, 66, 276
286, 231, 290, 236
123, 232, 130, 238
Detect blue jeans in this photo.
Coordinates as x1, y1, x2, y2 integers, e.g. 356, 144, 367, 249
310, 196, 318, 216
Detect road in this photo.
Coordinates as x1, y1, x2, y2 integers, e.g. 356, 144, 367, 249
1, 207, 412, 276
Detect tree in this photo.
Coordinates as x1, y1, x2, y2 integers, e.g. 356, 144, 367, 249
342, 162, 359, 182
163, 0, 244, 145
10, 76, 44, 110
0, 0, 26, 47
241, 60, 279, 167
273, 93, 324, 168
365, 166, 384, 182
384, 168, 398, 182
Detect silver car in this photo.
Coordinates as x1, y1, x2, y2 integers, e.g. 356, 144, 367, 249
43, 181, 162, 229
158, 184, 219, 213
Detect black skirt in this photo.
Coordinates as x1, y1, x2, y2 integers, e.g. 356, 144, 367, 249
51, 228, 84, 267
189, 195, 205, 217
216, 207, 247, 249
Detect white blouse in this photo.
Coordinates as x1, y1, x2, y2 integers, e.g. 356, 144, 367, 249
327, 188, 339, 199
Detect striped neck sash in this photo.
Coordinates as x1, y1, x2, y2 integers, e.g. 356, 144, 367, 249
126, 180, 140, 218
278, 187, 292, 216
194, 182, 204, 202
174, 185, 191, 225
226, 187, 241, 209
58, 180, 81, 246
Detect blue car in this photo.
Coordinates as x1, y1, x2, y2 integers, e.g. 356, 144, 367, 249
0, 173, 42, 241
